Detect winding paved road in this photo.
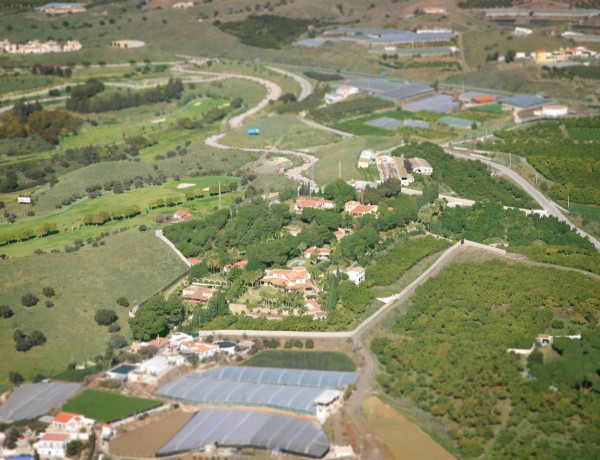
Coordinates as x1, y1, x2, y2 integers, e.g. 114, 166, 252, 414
445, 147, 600, 252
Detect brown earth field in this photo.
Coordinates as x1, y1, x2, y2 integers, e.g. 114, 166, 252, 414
363, 396, 455, 460
108, 410, 194, 458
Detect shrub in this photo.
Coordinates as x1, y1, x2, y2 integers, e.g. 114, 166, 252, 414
43, 287, 56, 297
116, 297, 130, 307
95, 309, 117, 326
305, 339, 314, 349
21, 293, 39, 307
45, 301, 54, 308
0, 304, 14, 318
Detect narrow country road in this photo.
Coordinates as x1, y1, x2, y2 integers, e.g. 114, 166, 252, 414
266, 66, 312, 101
445, 147, 600, 252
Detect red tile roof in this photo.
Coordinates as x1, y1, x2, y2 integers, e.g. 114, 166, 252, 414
40, 433, 70, 442
53, 412, 80, 424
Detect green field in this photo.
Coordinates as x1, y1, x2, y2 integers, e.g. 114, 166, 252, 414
220, 114, 341, 150
53, 365, 103, 382
0, 230, 187, 388
0, 176, 241, 257
63, 389, 162, 422
312, 136, 399, 185
243, 350, 356, 372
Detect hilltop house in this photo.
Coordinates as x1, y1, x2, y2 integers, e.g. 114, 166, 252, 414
294, 196, 336, 213
179, 341, 219, 359
261, 266, 319, 299
358, 150, 376, 169
35, 433, 71, 458
173, 210, 193, 221
344, 201, 379, 216
182, 285, 215, 303
304, 247, 331, 260
344, 266, 366, 285
49, 413, 94, 440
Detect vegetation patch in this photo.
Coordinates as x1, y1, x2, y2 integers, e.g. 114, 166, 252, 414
395, 142, 536, 208
63, 389, 162, 422
243, 350, 356, 372
435, 202, 600, 274
372, 260, 600, 459
217, 15, 313, 49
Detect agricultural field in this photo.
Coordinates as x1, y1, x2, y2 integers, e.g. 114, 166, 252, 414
109, 411, 194, 458
63, 389, 162, 422
0, 230, 187, 387
363, 396, 455, 460
372, 258, 600, 458
479, 119, 600, 205
243, 350, 356, 372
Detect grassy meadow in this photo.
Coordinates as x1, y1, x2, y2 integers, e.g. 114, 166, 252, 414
0, 230, 188, 389
220, 114, 341, 150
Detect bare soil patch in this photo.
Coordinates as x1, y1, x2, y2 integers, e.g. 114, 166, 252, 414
363, 396, 455, 460
109, 411, 194, 458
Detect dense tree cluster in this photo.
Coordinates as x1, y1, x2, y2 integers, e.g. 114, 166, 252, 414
366, 236, 451, 286
394, 142, 536, 207
94, 309, 117, 326
13, 329, 47, 352
372, 260, 600, 458
66, 78, 184, 113
129, 295, 184, 341
0, 99, 81, 145
31, 63, 72, 77
434, 203, 600, 273
479, 119, 600, 205
218, 15, 313, 49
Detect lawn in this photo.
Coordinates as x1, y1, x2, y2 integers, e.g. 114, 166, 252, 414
63, 389, 162, 422
0, 230, 187, 388
243, 350, 356, 372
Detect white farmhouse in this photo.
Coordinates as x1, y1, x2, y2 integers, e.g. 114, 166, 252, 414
358, 149, 376, 168
345, 266, 366, 284
34, 433, 70, 458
